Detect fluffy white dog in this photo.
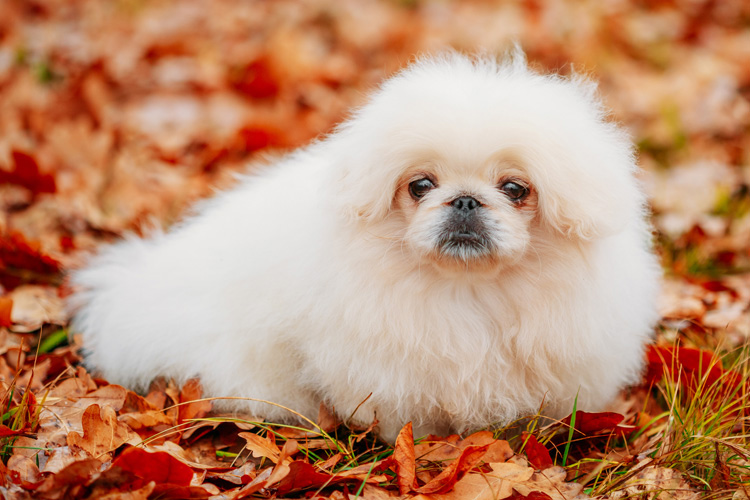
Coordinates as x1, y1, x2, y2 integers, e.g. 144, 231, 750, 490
69, 52, 660, 441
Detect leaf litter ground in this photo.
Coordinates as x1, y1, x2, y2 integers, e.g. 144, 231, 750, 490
1, 0, 750, 498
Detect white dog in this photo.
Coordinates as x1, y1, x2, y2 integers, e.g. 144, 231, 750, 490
69, 52, 660, 441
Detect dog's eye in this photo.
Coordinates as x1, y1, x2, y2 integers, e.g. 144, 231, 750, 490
500, 181, 528, 201
409, 178, 436, 200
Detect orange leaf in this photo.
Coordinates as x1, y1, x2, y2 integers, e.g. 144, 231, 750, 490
178, 378, 212, 424
394, 422, 418, 495
416, 444, 491, 494
66, 404, 134, 458
0, 297, 12, 327
239, 432, 282, 463
111, 446, 194, 488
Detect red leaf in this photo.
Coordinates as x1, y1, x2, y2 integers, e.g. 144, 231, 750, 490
563, 411, 625, 435
393, 422, 418, 495
0, 151, 56, 196
231, 58, 279, 99
647, 345, 734, 387
416, 443, 492, 494
238, 126, 280, 153
0, 297, 12, 327
0, 424, 34, 438
275, 460, 352, 495
522, 433, 553, 470
111, 447, 194, 488
0, 231, 62, 290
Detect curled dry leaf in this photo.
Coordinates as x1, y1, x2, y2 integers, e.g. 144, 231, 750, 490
394, 422, 418, 495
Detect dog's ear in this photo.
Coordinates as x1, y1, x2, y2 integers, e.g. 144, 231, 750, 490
535, 155, 644, 240
327, 119, 406, 225
539, 186, 624, 240
334, 155, 400, 224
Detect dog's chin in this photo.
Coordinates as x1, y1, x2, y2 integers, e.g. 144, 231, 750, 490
424, 232, 506, 275
437, 231, 494, 261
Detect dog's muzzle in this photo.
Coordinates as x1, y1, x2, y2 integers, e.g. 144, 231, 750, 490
437, 196, 494, 260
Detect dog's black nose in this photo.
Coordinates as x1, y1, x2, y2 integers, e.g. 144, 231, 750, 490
451, 196, 480, 212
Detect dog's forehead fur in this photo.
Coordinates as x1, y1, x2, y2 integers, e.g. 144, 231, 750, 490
359, 54, 606, 168
334, 53, 641, 238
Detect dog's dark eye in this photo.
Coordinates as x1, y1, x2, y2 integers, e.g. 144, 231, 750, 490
409, 178, 436, 200
500, 181, 528, 201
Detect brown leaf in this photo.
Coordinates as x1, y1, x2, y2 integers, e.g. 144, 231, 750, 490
512, 466, 586, 500
6, 455, 44, 490
419, 462, 535, 500
74, 384, 128, 411
416, 444, 492, 494
67, 404, 136, 458
239, 432, 282, 463
178, 378, 212, 423
35, 458, 103, 498
415, 431, 512, 466
318, 402, 341, 433
394, 422, 418, 495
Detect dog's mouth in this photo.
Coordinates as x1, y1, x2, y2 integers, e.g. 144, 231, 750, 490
436, 229, 495, 261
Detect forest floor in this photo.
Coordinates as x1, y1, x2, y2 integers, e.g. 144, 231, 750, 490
1, 1, 749, 498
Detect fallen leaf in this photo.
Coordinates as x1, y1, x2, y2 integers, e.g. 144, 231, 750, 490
562, 411, 626, 435
6, 455, 44, 490
178, 378, 212, 424
35, 458, 103, 498
110, 446, 195, 489
522, 434, 553, 470
416, 444, 492, 494
0, 233, 61, 291
0, 297, 12, 327
512, 466, 586, 500
0, 151, 56, 196
67, 404, 137, 458
394, 422, 418, 494
238, 431, 283, 463
275, 460, 353, 495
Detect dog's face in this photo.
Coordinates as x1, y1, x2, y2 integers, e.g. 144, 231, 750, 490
333, 54, 643, 274
394, 158, 538, 270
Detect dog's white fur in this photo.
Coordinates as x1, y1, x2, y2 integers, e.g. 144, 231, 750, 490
69, 53, 660, 442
